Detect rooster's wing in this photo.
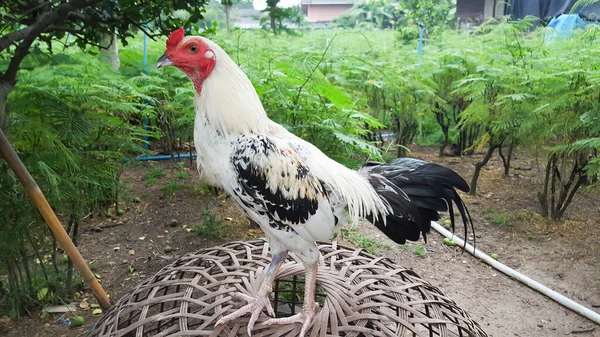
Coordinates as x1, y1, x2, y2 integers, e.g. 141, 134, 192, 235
230, 134, 338, 243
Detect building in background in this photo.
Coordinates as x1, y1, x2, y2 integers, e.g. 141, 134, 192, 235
235, 8, 265, 29
456, 0, 505, 28
301, 0, 354, 23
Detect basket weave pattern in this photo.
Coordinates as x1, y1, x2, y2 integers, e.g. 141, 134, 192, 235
89, 239, 487, 337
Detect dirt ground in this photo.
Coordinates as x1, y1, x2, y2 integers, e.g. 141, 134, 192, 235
2, 146, 599, 337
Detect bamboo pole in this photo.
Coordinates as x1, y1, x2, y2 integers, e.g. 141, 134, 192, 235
0, 127, 112, 310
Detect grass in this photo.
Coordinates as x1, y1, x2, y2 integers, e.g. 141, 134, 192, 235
483, 207, 510, 227
145, 167, 164, 186
340, 228, 390, 254
493, 215, 508, 226
175, 172, 188, 180
192, 210, 223, 238
162, 181, 185, 194
414, 246, 425, 257
194, 183, 214, 196
145, 167, 164, 180
516, 210, 531, 221
483, 207, 495, 221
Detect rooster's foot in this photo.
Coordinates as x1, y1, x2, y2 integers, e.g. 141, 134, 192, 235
263, 303, 318, 337
216, 292, 275, 335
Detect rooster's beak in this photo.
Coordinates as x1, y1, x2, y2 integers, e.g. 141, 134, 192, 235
156, 54, 173, 68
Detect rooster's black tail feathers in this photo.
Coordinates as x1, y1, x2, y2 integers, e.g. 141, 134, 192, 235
360, 158, 473, 246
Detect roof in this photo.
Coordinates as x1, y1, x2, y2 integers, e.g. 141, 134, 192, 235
301, 0, 354, 5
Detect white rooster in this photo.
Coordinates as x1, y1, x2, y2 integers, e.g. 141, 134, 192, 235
157, 28, 473, 337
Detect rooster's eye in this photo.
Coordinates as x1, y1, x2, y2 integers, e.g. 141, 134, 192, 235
189, 45, 198, 53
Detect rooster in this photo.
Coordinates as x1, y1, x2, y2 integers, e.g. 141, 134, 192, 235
157, 28, 473, 337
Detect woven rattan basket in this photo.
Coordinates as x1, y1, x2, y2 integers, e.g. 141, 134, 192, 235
88, 239, 487, 337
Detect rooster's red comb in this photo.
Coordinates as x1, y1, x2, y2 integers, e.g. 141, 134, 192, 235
167, 27, 185, 49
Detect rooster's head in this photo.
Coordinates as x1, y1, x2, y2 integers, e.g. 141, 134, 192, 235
156, 27, 216, 90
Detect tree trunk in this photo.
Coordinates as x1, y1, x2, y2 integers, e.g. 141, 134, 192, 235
553, 175, 584, 221
435, 109, 450, 157
439, 125, 449, 157
270, 6, 277, 33
18, 245, 33, 294
499, 137, 515, 176
459, 125, 479, 155
397, 143, 409, 157
5, 259, 22, 316
26, 227, 50, 284
469, 144, 498, 196
394, 115, 411, 157
457, 128, 466, 155
506, 139, 514, 175
0, 80, 13, 131
99, 34, 120, 70
66, 217, 79, 294
538, 156, 552, 217
550, 154, 587, 221
498, 141, 507, 175
225, 4, 232, 35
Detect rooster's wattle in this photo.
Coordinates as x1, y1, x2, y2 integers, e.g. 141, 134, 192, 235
157, 28, 473, 337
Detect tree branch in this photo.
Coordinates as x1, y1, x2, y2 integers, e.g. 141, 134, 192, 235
558, 175, 585, 219
124, 18, 159, 39
0, 0, 101, 52
0, 0, 101, 82
69, 33, 106, 50
44, 25, 85, 35
67, 12, 88, 22
0, 0, 58, 35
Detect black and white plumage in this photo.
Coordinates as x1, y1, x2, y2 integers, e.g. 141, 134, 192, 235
232, 135, 325, 228
360, 158, 472, 244
157, 30, 474, 337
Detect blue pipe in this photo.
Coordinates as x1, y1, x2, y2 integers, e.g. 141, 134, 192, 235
418, 27, 424, 57
143, 30, 148, 69
142, 30, 149, 154
125, 153, 197, 162
137, 153, 196, 161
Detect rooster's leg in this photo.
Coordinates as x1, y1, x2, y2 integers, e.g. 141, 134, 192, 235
263, 261, 318, 337
216, 250, 288, 335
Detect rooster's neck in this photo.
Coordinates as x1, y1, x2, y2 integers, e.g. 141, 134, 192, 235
193, 46, 275, 136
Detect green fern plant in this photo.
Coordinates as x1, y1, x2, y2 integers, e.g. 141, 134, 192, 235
0, 50, 153, 318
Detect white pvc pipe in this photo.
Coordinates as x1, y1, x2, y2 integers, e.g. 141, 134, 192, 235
431, 221, 600, 325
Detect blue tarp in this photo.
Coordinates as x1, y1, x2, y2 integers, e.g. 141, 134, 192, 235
509, 0, 600, 21
545, 14, 590, 43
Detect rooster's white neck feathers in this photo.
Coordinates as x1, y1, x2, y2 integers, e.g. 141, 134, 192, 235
193, 37, 276, 135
